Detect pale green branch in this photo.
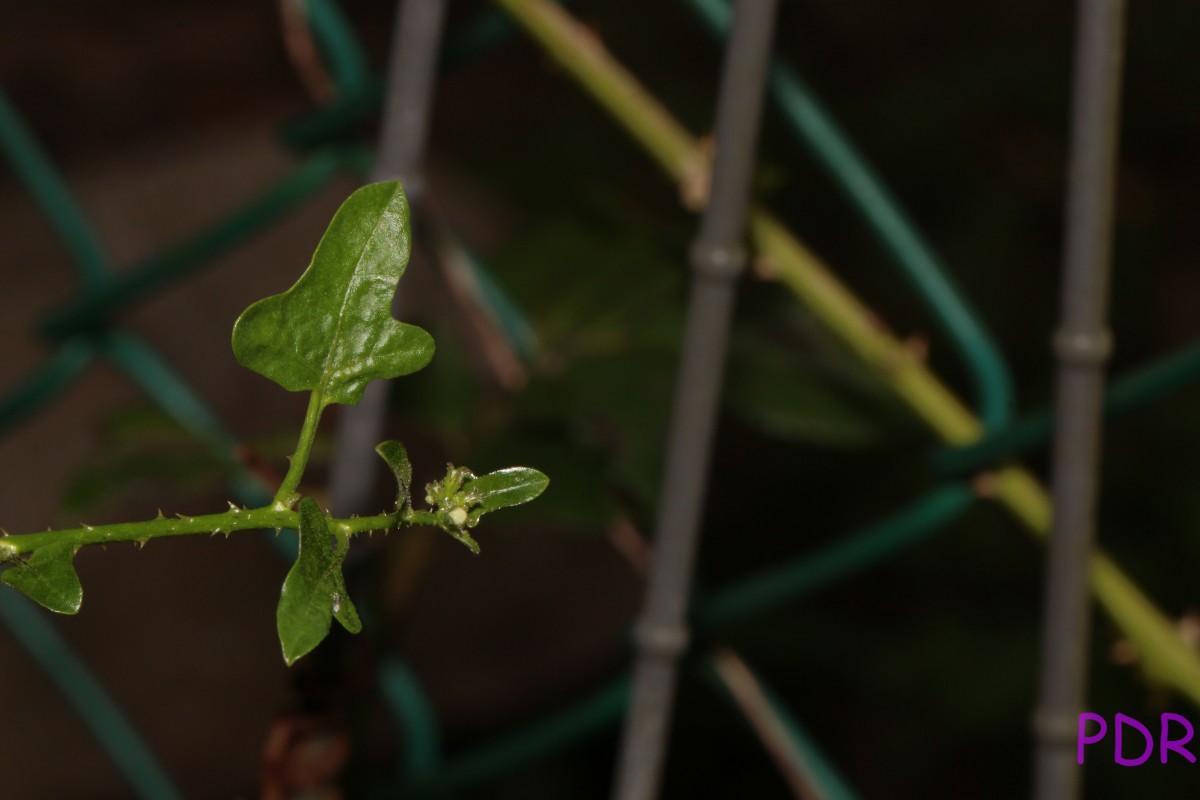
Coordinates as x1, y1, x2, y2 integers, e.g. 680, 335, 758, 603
492, 0, 1200, 706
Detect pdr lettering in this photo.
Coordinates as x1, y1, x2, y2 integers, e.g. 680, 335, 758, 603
1078, 713, 1197, 765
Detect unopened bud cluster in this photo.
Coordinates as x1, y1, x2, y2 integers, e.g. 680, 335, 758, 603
424, 465, 482, 532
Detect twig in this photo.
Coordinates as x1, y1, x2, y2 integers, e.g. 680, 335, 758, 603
491, 0, 1200, 708
710, 647, 827, 800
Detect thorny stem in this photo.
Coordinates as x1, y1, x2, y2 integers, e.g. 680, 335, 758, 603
0, 376, 453, 561
0, 504, 443, 558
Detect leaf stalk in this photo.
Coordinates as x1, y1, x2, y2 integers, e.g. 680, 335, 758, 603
274, 390, 326, 507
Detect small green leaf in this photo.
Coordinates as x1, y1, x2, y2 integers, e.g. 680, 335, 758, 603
375, 440, 413, 511
232, 181, 435, 408
276, 498, 361, 666
466, 468, 550, 515
1, 542, 83, 614
332, 584, 362, 635
445, 528, 481, 556
421, 465, 548, 553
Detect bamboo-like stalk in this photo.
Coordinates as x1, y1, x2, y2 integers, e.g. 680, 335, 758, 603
1034, 1, 1126, 797
612, 4, 778, 798
328, 0, 449, 518
491, 0, 1200, 705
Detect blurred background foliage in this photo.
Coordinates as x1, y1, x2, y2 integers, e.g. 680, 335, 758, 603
4, 0, 1200, 797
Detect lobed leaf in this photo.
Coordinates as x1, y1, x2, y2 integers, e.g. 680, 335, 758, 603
1, 542, 83, 614
232, 181, 435, 408
276, 498, 361, 666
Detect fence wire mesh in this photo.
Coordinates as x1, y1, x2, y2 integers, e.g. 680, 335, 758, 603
0, 1, 1182, 798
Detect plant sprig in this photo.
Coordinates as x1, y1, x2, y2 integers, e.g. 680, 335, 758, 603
0, 182, 548, 665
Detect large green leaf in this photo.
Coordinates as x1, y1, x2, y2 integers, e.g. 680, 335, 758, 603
232, 181, 435, 407
276, 498, 361, 666
2, 542, 83, 614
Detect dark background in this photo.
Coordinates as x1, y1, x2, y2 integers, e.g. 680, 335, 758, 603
1, 0, 1199, 797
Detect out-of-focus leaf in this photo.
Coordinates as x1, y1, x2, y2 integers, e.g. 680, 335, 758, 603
388, 322, 479, 444
63, 404, 224, 515
64, 450, 224, 516
491, 216, 684, 356
1, 542, 83, 614
276, 498, 360, 666
233, 181, 434, 408
725, 366, 879, 447
724, 333, 889, 448
553, 349, 676, 507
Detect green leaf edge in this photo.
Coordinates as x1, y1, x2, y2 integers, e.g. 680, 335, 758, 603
1, 541, 84, 614
231, 180, 436, 408
467, 467, 550, 516
375, 440, 413, 511
276, 498, 361, 666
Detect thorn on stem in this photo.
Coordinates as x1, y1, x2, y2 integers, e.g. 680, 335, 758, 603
972, 472, 1000, 498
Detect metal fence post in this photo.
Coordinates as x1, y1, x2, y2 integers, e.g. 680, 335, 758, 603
611, 2, 779, 798
1033, 0, 1126, 797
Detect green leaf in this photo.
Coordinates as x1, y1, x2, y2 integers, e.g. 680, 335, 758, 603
232, 181, 435, 408
445, 528, 482, 556
421, 465, 548, 553
724, 339, 887, 448
466, 468, 550, 514
2, 542, 83, 614
276, 498, 361, 666
375, 440, 413, 511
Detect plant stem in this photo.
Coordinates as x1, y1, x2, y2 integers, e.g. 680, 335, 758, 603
0, 506, 405, 557
275, 390, 326, 507
491, 0, 700, 184
492, 0, 1200, 705
401, 508, 440, 527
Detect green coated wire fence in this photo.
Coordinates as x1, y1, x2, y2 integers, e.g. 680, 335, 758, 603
1, 1, 1195, 798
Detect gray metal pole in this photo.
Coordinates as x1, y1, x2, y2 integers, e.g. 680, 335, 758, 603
1033, 0, 1126, 797
329, 0, 449, 516
611, 3, 779, 799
